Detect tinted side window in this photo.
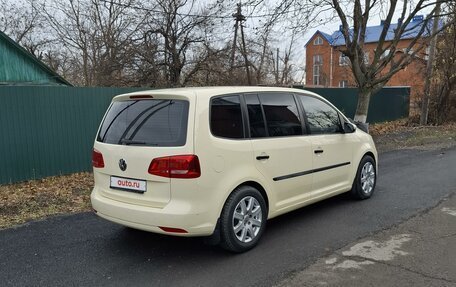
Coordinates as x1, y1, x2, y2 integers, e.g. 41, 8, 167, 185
245, 94, 267, 138
97, 99, 188, 146
259, 93, 302, 137
210, 95, 244, 139
299, 96, 342, 134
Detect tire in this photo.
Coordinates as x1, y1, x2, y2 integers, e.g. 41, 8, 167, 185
219, 185, 267, 253
350, 155, 377, 200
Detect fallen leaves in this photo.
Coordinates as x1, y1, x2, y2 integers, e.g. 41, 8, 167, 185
372, 121, 456, 152
369, 119, 410, 136
0, 172, 94, 229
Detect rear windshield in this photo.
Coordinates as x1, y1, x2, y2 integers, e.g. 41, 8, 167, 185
97, 99, 189, 146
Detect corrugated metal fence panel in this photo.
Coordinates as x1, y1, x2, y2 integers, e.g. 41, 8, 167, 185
368, 87, 410, 123
303, 87, 410, 123
0, 86, 409, 184
0, 86, 141, 184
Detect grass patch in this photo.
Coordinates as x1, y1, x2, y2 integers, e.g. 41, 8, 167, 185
0, 172, 93, 229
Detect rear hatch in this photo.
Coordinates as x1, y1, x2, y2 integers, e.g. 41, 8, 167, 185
93, 93, 194, 208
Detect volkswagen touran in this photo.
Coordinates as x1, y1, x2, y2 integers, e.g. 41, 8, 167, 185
91, 87, 377, 252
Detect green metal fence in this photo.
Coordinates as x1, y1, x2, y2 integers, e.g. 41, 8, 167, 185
0, 86, 141, 184
0, 86, 409, 184
302, 87, 410, 123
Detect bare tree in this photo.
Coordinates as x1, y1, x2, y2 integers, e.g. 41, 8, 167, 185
1, 0, 314, 87
0, 0, 51, 57
182, 42, 232, 85
270, 33, 298, 86
40, 0, 146, 86
227, 1, 313, 86
420, 1, 441, 124
428, 3, 456, 124
143, 0, 221, 87
328, 0, 453, 123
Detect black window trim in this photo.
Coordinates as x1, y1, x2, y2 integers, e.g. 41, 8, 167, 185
96, 102, 114, 142
239, 94, 251, 138
292, 93, 308, 135
294, 93, 312, 135
243, 93, 270, 138
294, 93, 344, 136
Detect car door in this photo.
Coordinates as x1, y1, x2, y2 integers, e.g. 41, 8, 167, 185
246, 93, 313, 212
297, 94, 357, 195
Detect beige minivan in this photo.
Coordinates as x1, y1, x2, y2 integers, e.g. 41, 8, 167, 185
91, 87, 377, 252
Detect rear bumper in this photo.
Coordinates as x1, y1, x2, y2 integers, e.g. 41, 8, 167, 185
91, 188, 216, 236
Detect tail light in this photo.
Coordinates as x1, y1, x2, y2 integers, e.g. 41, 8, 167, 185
148, 155, 201, 178
92, 149, 105, 168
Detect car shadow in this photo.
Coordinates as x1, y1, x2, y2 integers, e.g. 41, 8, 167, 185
106, 191, 363, 259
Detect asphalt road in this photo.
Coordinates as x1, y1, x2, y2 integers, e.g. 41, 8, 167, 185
1, 147, 456, 287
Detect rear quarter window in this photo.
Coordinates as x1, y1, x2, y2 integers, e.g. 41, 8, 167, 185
97, 99, 189, 146
210, 95, 245, 139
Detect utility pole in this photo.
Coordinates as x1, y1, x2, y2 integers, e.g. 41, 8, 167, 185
229, 5, 240, 74
276, 48, 279, 84
420, 2, 441, 125
230, 3, 252, 85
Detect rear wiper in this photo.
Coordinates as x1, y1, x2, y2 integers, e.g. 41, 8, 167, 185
120, 138, 146, 145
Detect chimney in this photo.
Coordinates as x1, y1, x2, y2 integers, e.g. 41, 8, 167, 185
397, 18, 403, 25
339, 25, 343, 31
380, 20, 385, 26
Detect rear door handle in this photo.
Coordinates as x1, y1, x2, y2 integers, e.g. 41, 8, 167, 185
314, 149, 324, 154
256, 155, 270, 160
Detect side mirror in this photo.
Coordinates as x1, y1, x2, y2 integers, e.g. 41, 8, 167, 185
343, 122, 356, 133
354, 121, 369, 133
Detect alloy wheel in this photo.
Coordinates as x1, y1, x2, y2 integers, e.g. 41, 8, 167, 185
360, 162, 375, 194
232, 196, 262, 243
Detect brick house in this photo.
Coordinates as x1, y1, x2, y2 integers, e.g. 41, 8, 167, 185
305, 16, 430, 114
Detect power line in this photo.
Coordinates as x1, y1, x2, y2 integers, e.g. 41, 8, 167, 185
99, 0, 301, 20
99, 0, 231, 18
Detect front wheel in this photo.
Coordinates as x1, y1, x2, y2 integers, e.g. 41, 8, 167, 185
219, 186, 267, 253
350, 155, 377, 200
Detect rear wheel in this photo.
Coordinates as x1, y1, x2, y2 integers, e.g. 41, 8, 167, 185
350, 155, 376, 200
220, 186, 267, 253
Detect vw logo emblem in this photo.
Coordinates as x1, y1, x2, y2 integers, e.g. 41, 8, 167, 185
119, 159, 127, 171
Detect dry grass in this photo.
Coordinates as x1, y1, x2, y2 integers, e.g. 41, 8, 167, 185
370, 119, 411, 135
371, 120, 456, 152
0, 172, 93, 229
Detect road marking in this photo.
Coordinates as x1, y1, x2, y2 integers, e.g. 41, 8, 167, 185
441, 207, 456, 216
